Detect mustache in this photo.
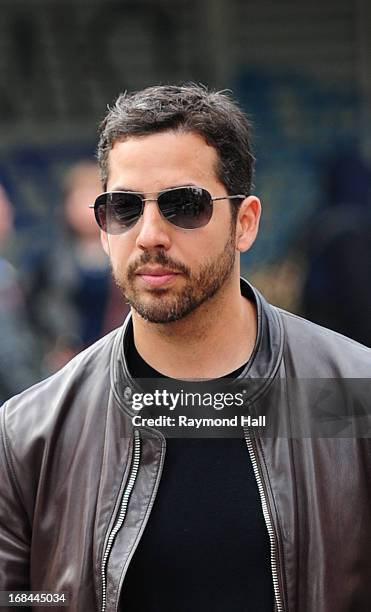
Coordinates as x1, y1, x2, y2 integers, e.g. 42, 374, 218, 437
127, 250, 191, 279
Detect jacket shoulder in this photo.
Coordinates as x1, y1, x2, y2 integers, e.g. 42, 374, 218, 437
277, 307, 371, 377
1, 327, 121, 469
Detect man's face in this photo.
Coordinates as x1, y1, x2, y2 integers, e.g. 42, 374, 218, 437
101, 130, 239, 324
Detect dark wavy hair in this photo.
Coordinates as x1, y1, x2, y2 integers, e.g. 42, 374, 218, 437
97, 84, 255, 220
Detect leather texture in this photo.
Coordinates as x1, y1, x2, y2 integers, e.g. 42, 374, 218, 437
0, 279, 370, 611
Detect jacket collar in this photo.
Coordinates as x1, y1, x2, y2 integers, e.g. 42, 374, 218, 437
110, 278, 284, 414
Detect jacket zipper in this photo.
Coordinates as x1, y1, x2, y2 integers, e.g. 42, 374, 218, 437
100, 429, 141, 612
243, 426, 284, 612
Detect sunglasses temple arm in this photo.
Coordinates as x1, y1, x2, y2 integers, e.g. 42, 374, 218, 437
211, 195, 246, 202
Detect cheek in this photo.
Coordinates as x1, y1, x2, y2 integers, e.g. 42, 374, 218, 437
105, 236, 132, 268
197, 219, 233, 253
181, 236, 223, 270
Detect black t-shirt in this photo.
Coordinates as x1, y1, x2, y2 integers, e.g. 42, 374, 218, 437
119, 324, 274, 611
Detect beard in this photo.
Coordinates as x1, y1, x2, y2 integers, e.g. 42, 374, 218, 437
112, 227, 237, 324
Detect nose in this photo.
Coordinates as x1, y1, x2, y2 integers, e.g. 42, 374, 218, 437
135, 200, 172, 251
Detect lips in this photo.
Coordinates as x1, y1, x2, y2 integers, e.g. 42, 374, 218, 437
136, 266, 179, 276
135, 266, 180, 287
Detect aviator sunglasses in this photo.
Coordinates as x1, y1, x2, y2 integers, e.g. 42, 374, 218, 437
90, 186, 246, 234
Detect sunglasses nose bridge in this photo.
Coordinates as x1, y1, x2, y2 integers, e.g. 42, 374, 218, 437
140, 196, 159, 218
135, 198, 173, 251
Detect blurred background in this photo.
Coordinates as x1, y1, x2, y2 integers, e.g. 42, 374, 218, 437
0, 0, 371, 400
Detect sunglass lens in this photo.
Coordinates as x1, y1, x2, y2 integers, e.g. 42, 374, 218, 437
95, 193, 142, 234
158, 187, 212, 229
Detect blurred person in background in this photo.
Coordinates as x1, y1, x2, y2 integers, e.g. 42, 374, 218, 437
301, 152, 371, 346
25, 160, 128, 372
0, 185, 41, 403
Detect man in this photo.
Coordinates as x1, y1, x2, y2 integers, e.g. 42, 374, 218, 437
1, 85, 370, 612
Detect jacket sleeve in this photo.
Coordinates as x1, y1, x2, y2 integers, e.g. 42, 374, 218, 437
0, 402, 31, 596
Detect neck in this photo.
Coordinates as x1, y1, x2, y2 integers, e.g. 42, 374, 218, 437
131, 278, 257, 379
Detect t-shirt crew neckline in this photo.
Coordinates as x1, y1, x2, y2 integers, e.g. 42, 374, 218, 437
125, 321, 248, 381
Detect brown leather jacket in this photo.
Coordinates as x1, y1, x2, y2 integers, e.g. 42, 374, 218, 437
1, 280, 371, 612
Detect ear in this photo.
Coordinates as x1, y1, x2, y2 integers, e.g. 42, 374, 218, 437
235, 196, 261, 253
100, 229, 110, 256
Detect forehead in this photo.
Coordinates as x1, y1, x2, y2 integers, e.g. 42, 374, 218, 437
106, 130, 221, 192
